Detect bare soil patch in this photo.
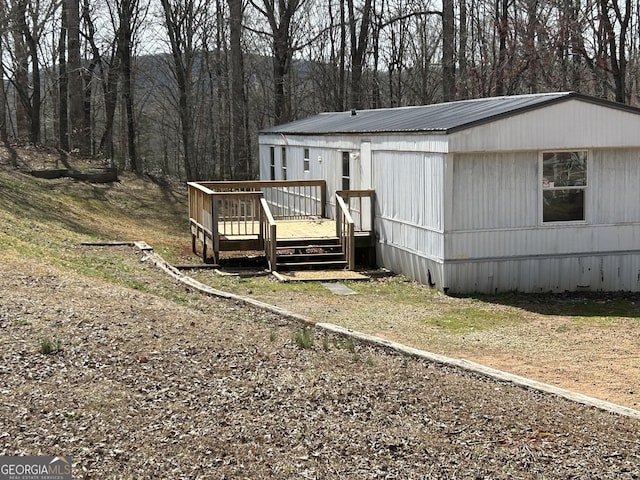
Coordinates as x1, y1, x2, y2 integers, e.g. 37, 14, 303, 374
2, 247, 640, 478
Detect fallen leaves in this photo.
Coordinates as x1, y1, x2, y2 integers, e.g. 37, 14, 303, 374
2, 251, 640, 478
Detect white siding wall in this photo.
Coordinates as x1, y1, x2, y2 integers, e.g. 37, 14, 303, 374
443, 148, 640, 293
258, 143, 324, 181
374, 151, 445, 264
451, 152, 538, 230
589, 149, 640, 224
446, 149, 640, 262
449, 99, 640, 152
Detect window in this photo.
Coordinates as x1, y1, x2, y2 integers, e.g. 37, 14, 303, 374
341, 151, 350, 190
269, 147, 275, 180
303, 148, 310, 172
542, 151, 587, 222
281, 147, 287, 180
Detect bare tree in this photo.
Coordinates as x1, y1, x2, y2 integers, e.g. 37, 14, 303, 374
250, 0, 308, 123
458, 0, 469, 98
160, 0, 209, 181
347, 0, 373, 109
0, 13, 7, 142
442, 0, 455, 100
599, 0, 631, 102
58, 3, 69, 150
228, 0, 252, 179
116, 0, 147, 172
65, 0, 87, 152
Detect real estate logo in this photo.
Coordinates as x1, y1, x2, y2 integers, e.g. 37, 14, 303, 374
0, 456, 71, 480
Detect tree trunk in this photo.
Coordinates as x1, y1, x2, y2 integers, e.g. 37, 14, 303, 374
66, 0, 86, 152
58, 11, 69, 151
339, 0, 346, 111
21, 12, 40, 143
215, 0, 230, 180
228, 0, 251, 179
347, 0, 372, 109
600, 0, 630, 103
272, 33, 290, 123
0, 32, 8, 142
442, 0, 456, 101
11, 2, 30, 140
458, 0, 468, 99
160, 0, 197, 180
119, 0, 138, 172
525, 0, 539, 93
495, 0, 509, 96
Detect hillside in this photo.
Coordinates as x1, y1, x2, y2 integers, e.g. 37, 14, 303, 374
2, 146, 640, 478
0, 145, 191, 261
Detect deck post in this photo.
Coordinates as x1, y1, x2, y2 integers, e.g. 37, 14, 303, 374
320, 181, 326, 218
211, 195, 220, 263
259, 198, 264, 244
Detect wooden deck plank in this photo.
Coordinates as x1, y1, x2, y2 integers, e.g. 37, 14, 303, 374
277, 218, 336, 239
218, 218, 336, 241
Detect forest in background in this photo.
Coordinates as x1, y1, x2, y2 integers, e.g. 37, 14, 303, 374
0, 0, 638, 181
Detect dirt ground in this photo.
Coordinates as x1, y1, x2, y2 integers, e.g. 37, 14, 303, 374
188, 262, 640, 412
2, 246, 640, 478
370, 305, 640, 410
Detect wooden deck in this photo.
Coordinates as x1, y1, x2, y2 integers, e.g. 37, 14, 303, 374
219, 218, 336, 241
187, 180, 375, 271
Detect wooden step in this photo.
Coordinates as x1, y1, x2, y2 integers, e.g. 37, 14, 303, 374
274, 236, 347, 271
276, 245, 342, 254
276, 237, 340, 248
276, 259, 348, 270
276, 252, 344, 261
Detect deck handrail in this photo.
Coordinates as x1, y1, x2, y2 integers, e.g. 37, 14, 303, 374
195, 179, 325, 191
336, 193, 355, 270
188, 182, 265, 262
188, 183, 216, 260
335, 189, 375, 234
193, 180, 327, 220
260, 198, 278, 271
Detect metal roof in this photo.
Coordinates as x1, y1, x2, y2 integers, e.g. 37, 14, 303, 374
260, 92, 640, 135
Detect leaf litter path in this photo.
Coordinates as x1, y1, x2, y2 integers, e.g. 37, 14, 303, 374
2, 246, 640, 479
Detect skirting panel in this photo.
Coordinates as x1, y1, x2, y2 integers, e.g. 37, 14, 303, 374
376, 243, 444, 290
442, 253, 640, 294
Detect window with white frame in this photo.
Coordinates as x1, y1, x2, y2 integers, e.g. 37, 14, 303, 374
541, 151, 587, 222
341, 151, 350, 190
303, 148, 310, 172
281, 147, 287, 180
269, 147, 275, 180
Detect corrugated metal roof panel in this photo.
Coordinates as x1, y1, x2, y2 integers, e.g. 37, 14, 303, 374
261, 92, 640, 135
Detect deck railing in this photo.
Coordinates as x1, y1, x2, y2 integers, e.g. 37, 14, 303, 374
335, 194, 356, 270
189, 182, 270, 262
196, 180, 326, 220
189, 180, 372, 270
260, 198, 277, 270
336, 190, 375, 234
188, 182, 216, 260
214, 191, 263, 237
